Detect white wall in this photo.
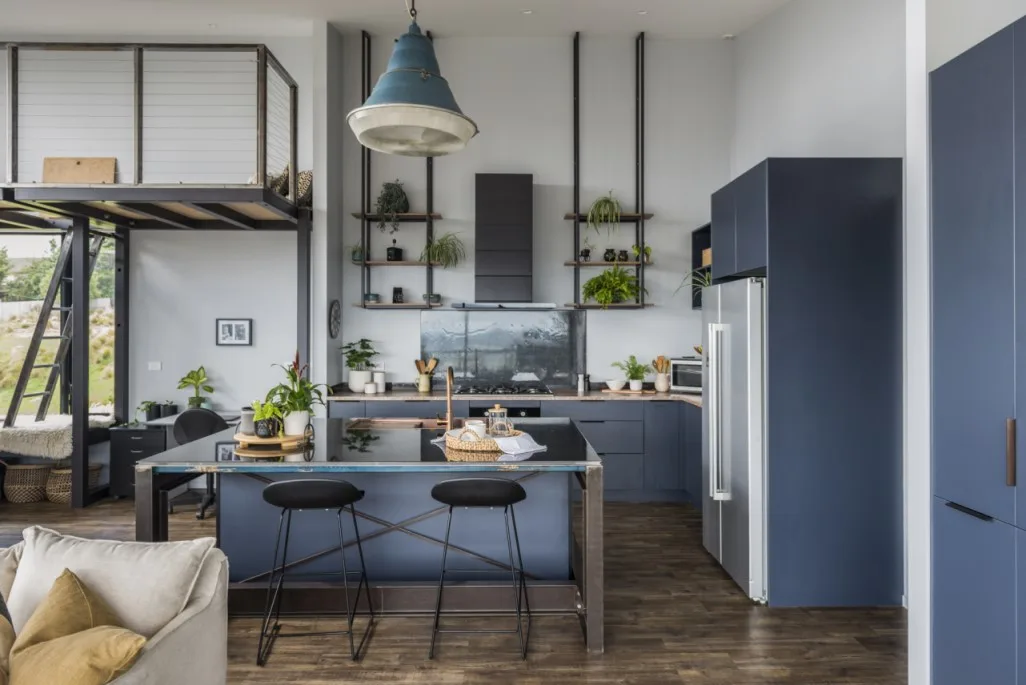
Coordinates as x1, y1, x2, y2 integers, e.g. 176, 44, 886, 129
732, 0, 905, 175
928, 0, 1026, 69
128, 231, 297, 411
340, 34, 735, 382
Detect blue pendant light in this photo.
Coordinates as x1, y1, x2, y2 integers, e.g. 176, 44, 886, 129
347, 1, 478, 157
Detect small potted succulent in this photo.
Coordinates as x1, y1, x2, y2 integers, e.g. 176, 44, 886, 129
341, 338, 378, 392
251, 400, 283, 438
265, 352, 327, 436
375, 179, 409, 234
632, 244, 652, 264
178, 366, 214, 409
612, 355, 652, 392
137, 400, 161, 423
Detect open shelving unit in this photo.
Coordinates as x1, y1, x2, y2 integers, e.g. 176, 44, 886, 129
690, 223, 711, 310
565, 32, 652, 310
353, 31, 442, 310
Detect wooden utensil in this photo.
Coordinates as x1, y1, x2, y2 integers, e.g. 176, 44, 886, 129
425, 357, 438, 374
415, 359, 425, 374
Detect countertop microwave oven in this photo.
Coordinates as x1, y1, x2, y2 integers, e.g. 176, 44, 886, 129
669, 357, 702, 393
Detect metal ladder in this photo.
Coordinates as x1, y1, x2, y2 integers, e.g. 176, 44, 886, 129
3, 233, 105, 427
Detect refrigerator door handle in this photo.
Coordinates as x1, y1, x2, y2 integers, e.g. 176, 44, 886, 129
708, 323, 729, 501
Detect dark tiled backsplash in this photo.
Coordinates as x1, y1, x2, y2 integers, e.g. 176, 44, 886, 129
421, 310, 585, 387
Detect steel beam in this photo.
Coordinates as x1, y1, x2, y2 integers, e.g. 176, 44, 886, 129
256, 45, 267, 187
122, 202, 196, 229
70, 216, 90, 508
6, 45, 16, 183
133, 47, 143, 184
0, 211, 69, 230
296, 211, 311, 370
114, 228, 130, 423
183, 203, 258, 230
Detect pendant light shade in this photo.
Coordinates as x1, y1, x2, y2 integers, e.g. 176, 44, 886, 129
347, 20, 478, 157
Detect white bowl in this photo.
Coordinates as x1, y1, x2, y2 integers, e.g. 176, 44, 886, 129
606, 380, 626, 391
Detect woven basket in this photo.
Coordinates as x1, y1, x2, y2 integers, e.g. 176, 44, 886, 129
3, 464, 52, 504
444, 428, 523, 453
45, 463, 102, 505
444, 448, 501, 463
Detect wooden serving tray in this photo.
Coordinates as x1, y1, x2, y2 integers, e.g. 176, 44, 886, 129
233, 433, 310, 451
233, 446, 308, 459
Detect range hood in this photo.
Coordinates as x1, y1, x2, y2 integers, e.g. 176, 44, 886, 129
475, 173, 533, 303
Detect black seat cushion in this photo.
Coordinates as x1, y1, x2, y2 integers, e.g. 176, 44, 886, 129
263, 479, 364, 510
172, 408, 229, 445
431, 478, 527, 508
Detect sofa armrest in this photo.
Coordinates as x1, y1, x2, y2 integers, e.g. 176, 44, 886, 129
109, 550, 228, 685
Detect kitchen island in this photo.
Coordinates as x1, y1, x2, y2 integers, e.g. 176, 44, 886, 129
135, 417, 605, 652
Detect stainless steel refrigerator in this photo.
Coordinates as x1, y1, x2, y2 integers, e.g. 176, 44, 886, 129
701, 277, 767, 603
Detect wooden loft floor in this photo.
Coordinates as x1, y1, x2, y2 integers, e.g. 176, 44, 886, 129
0, 185, 302, 231
0, 499, 907, 684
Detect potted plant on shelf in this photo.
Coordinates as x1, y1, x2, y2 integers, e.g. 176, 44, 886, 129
579, 237, 593, 262
178, 366, 214, 409
375, 179, 409, 234
587, 191, 621, 237
251, 399, 284, 438
603, 248, 616, 262
341, 338, 378, 392
612, 355, 652, 392
421, 232, 466, 268
159, 400, 178, 418
266, 352, 327, 436
137, 401, 160, 423
350, 243, 367, 264
582, 265, 642, 308
632, 244, 652, 264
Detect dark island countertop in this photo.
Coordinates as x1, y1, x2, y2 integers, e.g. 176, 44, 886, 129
135, 418, 601, 474
327, 387, 702, 408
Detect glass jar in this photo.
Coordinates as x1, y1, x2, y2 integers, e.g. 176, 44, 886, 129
484, 404, 513, 436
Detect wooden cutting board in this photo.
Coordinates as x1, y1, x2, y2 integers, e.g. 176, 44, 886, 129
42, 157, 116, 184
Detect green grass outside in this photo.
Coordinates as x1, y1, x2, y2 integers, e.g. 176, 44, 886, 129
0, 307, 115, 417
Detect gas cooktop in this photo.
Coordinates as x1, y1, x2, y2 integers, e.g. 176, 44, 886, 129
453, 382, 553, 396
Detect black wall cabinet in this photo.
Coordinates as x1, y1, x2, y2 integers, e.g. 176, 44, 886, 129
475, 174, 533, 303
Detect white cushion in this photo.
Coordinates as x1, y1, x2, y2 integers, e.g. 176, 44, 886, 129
0, 542, 22, 603
6, 527, 216, 637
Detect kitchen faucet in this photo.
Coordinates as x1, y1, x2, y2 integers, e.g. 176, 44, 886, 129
437, 366, 455, 430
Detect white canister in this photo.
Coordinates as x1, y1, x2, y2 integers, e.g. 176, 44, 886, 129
364, 382, 378, 395
654, 373, 670, 393
239, 407, 256, 434
373, 371, 386, 391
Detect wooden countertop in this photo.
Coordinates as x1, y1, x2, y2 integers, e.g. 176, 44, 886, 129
327, 388, 702, 408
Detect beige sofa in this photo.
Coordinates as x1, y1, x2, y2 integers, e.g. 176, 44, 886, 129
0, 527, 228, 685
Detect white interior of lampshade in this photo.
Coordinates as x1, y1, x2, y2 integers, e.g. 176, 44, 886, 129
347, 104, 478, 157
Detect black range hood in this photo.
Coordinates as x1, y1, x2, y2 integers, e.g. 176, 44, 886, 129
475, 173, 533, 303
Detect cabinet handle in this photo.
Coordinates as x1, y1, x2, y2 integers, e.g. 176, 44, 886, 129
130, 450, 143, 454
578, 420, 604, 424
945, 501, 993, 522
1007, 418, 1017, 487
130, 436, 143, 440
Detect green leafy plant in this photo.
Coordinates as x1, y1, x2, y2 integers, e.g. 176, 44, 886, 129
421, 232, 467, 268
349, 243, 366, 263
251, 399, 284, 423
342, 429, 380, 453
136, 400, 156, 418
632, 244, 652, 263
611, 355, 652, 381
675, 266, 713, 295
582, 265, 641, 308
341, 338, 378, 371
587, 191, 621, 237
266, 351, 327, 413
375, 180, 410, 234
178, 366, 214, 408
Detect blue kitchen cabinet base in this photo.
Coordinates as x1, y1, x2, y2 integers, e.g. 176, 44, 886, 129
933, 497, 1016, 685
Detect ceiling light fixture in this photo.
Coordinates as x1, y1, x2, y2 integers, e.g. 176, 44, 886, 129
637, 10, 648, 15
347, 0, 478, 157
522, 9, 533, 14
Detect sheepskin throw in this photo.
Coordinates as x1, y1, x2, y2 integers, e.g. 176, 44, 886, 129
0, 415, 114, 460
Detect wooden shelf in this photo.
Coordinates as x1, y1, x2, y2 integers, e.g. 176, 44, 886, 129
565, 303, 654, 310
564, 212, 654, 222
565, 261, 651, 267
352, 212, 442, 222
353, 303, 438, 310
356, 261, 440, 267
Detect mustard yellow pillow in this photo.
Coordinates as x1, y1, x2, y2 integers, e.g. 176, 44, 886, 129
9, 569, 145, 685
0, 615, 13, 685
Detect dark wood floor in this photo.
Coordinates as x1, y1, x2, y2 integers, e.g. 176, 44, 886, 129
0, 499, 906, 684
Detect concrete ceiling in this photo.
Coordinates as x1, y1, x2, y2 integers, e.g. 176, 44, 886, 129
0, 0, 793, 39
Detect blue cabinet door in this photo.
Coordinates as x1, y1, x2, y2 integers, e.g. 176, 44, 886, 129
643, 401, 681, 490
931, 26, 1016, 523
1015, 20, 1026, 530
711, 185, 735, 280
933, 497, 1016, 685
682, 403, 703, 508
733, 162, 768, 274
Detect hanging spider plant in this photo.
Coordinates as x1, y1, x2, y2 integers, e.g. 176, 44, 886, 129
421, 232, 467, 268
587, 190, 621, 237
675, 266, 713, 298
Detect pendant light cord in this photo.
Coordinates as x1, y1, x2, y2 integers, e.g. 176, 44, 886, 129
405, 0, 417, 19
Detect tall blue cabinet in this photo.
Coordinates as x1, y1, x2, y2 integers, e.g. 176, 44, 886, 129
931, 19, 1026, 685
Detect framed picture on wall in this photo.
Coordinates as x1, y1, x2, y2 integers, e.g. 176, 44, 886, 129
214, 441, 237, 462
216, 318, 252, 346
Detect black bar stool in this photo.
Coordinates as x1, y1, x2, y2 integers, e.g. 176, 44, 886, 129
257, 479, 375, 666
428, 477, 531, 660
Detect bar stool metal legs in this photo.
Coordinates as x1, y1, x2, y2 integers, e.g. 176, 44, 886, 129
428, 503, 532, 660
256, 503, 375, 666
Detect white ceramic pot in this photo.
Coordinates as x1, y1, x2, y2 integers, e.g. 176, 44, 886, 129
348, 370, 372, 393
283, 410, 310, 436
629, 379, 644, 392
654, 373, 670, 393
